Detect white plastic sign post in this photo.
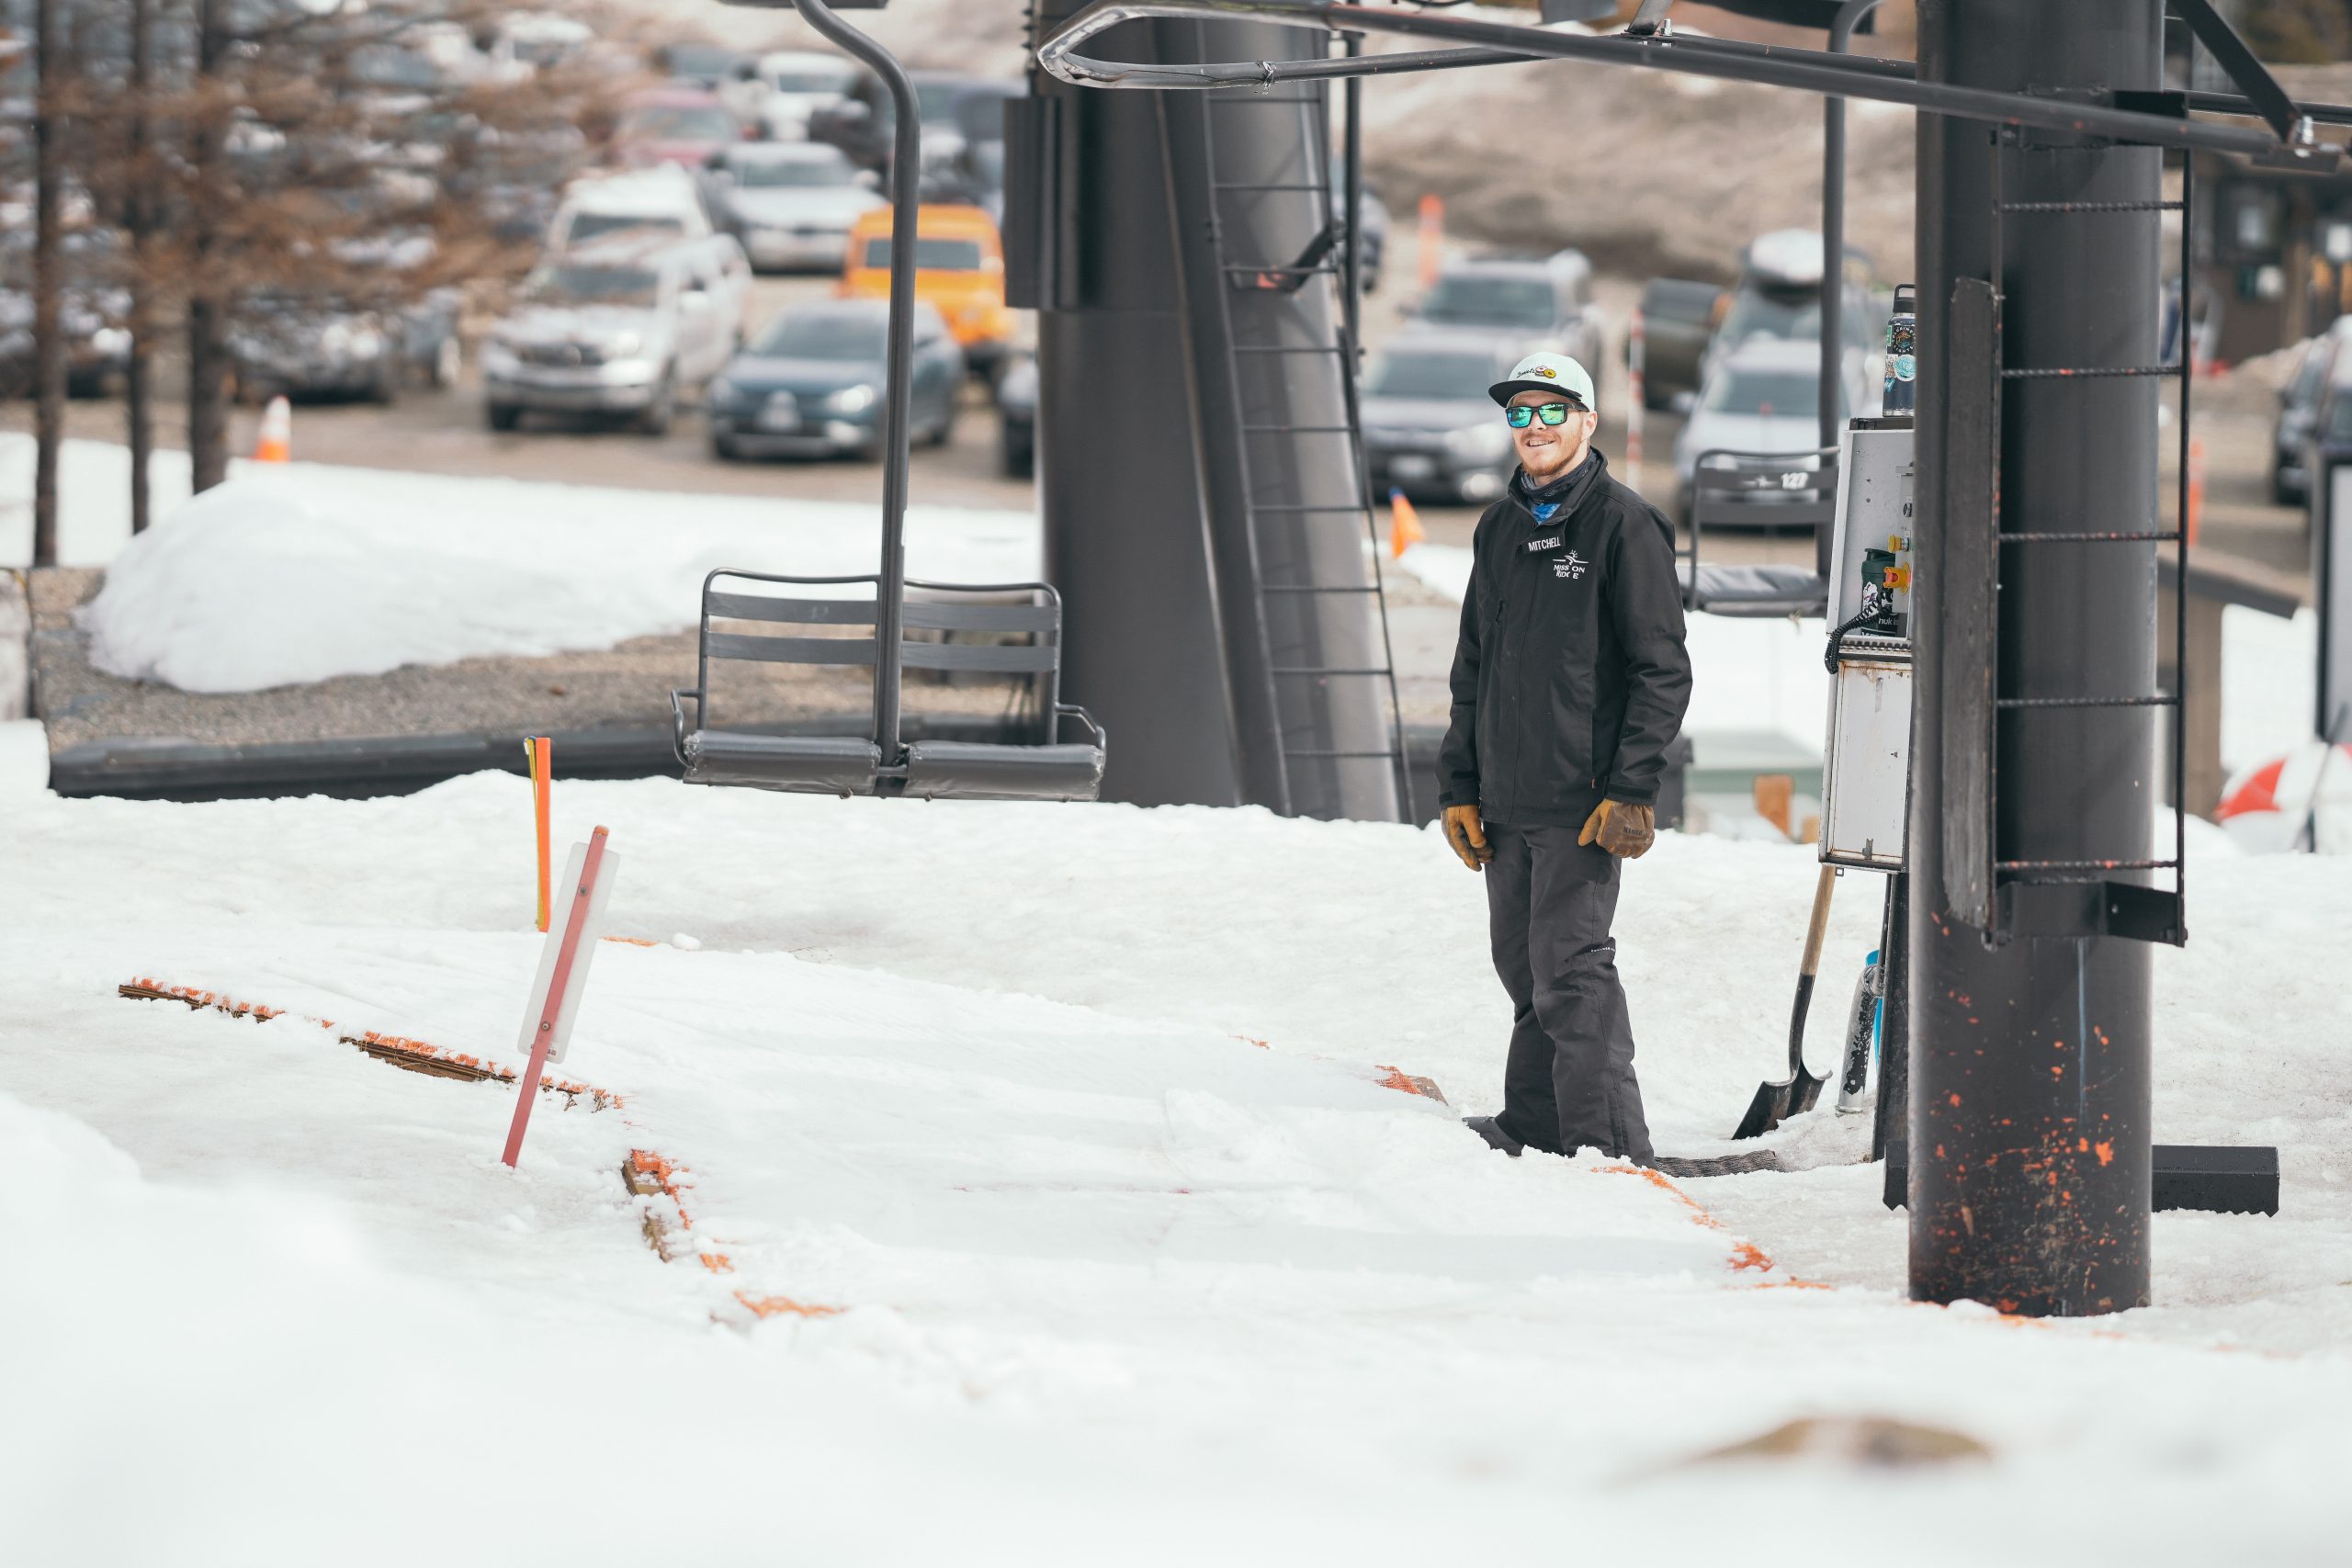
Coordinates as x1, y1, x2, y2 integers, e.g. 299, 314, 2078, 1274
514, 840, 619, 1066
501, 828, 616, 1169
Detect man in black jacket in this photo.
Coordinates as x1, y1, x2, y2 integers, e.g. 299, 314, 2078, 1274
1435, 351, 1691, 1164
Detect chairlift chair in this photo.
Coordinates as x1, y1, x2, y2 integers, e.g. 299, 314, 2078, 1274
1677, 446, 1837, 619
673, 0, 1105, 804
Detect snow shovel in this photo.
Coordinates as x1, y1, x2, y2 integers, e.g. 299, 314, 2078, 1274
1731, 863, 1836, 1140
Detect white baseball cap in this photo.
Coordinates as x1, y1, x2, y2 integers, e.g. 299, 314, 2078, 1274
1489, 351, 1597, 411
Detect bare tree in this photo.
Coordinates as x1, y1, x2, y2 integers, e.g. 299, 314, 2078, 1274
29, 0, 61, 564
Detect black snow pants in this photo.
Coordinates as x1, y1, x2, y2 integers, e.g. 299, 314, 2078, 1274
1483, 822, 1655, 1163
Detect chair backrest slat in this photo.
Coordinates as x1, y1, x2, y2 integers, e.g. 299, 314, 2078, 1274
899, 640, 1061, 674
706, 592, 878, 626
707, 632, 878, 667
900, 600, 1058, 634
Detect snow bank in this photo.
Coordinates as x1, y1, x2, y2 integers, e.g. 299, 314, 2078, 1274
72, 460, 1039, 694
4, 775, 2349, 1560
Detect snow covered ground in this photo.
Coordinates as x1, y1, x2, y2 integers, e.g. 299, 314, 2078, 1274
4, 731, 2347, 1564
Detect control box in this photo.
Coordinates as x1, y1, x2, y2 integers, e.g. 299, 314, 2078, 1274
1821, 421, 1917, 872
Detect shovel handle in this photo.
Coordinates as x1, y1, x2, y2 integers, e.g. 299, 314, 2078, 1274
1799, 863, 1837, 979
1788, 864, 1838, 1074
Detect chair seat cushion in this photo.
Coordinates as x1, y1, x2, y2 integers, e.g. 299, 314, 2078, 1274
1680, 562, 1829, 619
902, 740, 1105, 802
683, 732, 880, 795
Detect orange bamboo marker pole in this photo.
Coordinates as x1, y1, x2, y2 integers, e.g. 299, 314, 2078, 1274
528, 737, 553, 932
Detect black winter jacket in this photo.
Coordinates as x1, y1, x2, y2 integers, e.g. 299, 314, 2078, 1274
1436, 450, 1692, 828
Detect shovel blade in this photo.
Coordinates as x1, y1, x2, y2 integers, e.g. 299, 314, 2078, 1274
1733, 1078, 1794, 1141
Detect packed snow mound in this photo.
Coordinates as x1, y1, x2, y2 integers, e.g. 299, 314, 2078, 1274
74, 464, 1040, 694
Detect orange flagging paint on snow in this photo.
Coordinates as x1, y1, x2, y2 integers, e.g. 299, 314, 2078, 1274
1606, 1164, 1813, 1284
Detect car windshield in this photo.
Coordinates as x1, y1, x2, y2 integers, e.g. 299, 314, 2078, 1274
862, 236, 983, 270
2290, 344, 2331, 409
1719, 288, 1874, 351
914, 81, 972, 122
664, 47, 740, 78
528, 265, 661, 308
1366, 349, 1497, 400
754, 312, 885, 359
769, 66, 855, 94
735, 156, 850, 188
567, 213, 684, 244
622, 105, 736, 142
1702, 367, 1831, 420
1420, 275, 1555, 328
2326, 389, 2352, 442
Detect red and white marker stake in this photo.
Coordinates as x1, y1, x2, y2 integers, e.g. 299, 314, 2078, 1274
502, 826, 617, 1169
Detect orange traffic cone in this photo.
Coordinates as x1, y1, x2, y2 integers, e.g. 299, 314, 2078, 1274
1389, 488, 1426, 558
2186, 434, 2206, 547
254, 395, 292, 464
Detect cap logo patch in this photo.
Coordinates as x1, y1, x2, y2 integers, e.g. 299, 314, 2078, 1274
1532, 367, 1556, 378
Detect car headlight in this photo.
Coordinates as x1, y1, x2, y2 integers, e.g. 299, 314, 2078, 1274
347, 327, 384, 359
826, 384, 876, 414
608, 331, 643, 357
1445, 421, 1512, 459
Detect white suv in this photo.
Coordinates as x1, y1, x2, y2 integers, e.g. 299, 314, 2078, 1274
481, 233, 751, 434
547, 166, 713, 256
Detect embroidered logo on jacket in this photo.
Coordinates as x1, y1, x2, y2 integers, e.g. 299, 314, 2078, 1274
1525, 535, 1563, 553
1555, 550, 1589, 581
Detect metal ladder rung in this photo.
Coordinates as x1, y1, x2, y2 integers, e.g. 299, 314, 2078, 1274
1205, 94, 1325, 105
1272, 666, 1393, 677
1261, 583, 1381, 594
2000, 530, 2183, 543
1225, 263, 1340, 276
1996, 199, 2183, 213
1996, 859, 2180, 873
1281, 749, 1406, 760
1212, 182, 1330, 193
1232, 344, 1350, 355
1995, 694, 2178, 709
2002, 365, 2183, 379
1242, 424, 1355, 434
1250, 502, 1367, 513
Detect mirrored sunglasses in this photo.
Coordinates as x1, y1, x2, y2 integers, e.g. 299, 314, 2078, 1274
1506, 400, 1586, 428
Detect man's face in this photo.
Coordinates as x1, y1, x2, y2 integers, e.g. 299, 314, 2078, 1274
1509, 388, 1597, 480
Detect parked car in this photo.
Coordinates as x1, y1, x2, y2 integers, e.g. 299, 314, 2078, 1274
228, 290, 460, 406
654, 42, 753, 93
707, 142, 884, 274
1633, 276, 1724, 411
1405, 251, 1605, 369
548, 166, 713, 255
2272, 315, 2351, 504
808, 70, 1019, 195
995, 351, 1037, 478
839, 204, 1011, 375
613, 86, 743, 171
1358, 333, 1523, 505
752, 50, 861, 141
1701, 227, 1879, 389
707, 298, 963, 460
1673, 335, 1871, 525
481, 234, 750, 434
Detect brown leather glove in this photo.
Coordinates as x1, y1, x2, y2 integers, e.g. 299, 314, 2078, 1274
1578, 798, 1656, 859
1442, 804, 1493, 871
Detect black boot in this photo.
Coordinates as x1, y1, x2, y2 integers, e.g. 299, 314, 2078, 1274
1464, 1115, 1524, 1157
